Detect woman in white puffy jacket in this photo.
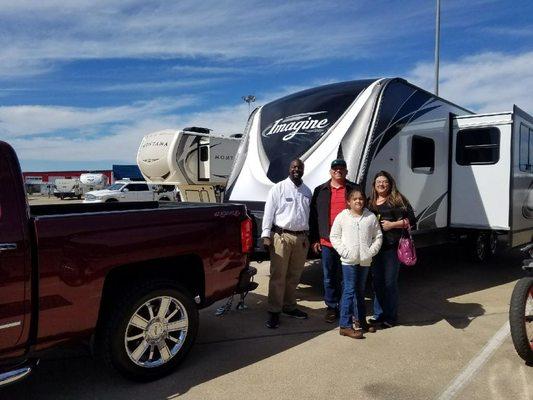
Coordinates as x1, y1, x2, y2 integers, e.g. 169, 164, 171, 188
330, 187, 382, 339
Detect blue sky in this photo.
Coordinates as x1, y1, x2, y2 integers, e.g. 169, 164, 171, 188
1, 0, 532, 171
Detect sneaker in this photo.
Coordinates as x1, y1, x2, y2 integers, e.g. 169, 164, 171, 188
325, 307, 337, 323
354, 319, 376, 333
368, 316, 384, 324
339, 327, 364, 339
283, 308, 308, 319
266, 312, 280, 329
362, 322, 377, 333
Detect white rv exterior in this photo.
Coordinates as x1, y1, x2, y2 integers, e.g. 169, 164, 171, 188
54, 178, 83, 200
79, 173, 109, 192
137, 128, 241, 186
226, 78, 533, 256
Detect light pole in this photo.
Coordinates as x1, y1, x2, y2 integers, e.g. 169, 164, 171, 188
434, 0, 441, 96
242, 95, 256, 115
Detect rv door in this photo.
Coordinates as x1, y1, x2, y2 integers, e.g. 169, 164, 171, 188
198, 139, 210, 181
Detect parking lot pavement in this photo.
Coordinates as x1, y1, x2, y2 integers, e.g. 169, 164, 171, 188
27, 195, 84, 205
2, 245, 531, 400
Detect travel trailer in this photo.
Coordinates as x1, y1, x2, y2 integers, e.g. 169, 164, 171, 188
53, 178, 83, 200
79, 173, 109, 192
137, 127, 241, 202
225, 77, 533, 261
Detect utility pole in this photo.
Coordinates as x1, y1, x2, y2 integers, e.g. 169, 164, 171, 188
434, 0, 441, 96
242, 95, 256, 115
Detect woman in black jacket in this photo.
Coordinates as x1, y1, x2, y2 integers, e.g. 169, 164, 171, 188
368, 171, 415, 328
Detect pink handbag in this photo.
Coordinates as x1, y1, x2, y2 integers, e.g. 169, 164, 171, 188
397, 226, 417, 266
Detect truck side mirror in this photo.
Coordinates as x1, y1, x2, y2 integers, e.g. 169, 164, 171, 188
122, 188, 129, 192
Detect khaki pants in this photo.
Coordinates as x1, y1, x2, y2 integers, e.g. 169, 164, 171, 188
268, 232, 309, 313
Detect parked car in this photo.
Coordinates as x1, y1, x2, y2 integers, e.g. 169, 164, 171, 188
83, 180, 176, 203
0, 140, 256, 385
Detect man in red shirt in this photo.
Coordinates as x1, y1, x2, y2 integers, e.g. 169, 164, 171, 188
309, 159, 361, 323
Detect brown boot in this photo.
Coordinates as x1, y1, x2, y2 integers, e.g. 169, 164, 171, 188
339, 327, 364, 339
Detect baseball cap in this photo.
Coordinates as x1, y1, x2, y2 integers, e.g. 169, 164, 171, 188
330, 159, 347, 168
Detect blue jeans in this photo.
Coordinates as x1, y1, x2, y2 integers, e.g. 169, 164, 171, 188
321, 245, 342, 309
372, 248, 400, 323
339, 264, 370, 328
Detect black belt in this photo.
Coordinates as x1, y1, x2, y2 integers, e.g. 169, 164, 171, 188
272, 225, 308, 235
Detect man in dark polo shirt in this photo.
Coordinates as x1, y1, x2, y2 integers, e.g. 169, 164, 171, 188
309, 159, 361, 323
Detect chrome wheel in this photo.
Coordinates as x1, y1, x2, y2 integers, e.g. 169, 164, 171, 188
124, 295, 189, 368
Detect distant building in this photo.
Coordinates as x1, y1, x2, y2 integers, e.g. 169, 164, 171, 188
23, 165, 145, 194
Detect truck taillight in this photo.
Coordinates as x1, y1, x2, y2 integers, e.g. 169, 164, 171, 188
241, 218, 253, 253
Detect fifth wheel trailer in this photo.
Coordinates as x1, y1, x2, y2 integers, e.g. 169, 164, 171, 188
79, 173, 109, 192
225, 77, 533, 260
137, 127, 241, 202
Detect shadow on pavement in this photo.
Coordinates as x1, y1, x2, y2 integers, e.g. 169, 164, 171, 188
300, 243, 522, 329
1, 244, 524, 399
1, 292, 329, 400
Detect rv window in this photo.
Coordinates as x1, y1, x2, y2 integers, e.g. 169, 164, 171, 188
456, 127, 500, 166
411, 136, 434, 173
200, 146, 209, 162
519, 123, 530, 172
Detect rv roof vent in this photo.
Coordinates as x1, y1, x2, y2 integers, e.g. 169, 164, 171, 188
183, 126, 211, 134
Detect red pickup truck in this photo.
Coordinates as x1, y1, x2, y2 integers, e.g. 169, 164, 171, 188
0, 141, 256, 385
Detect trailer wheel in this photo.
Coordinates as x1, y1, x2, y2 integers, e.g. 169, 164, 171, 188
488, 232, 498, 257
509, 277, 533, 364
98, 280, 199, 381
470, 231, 489, 263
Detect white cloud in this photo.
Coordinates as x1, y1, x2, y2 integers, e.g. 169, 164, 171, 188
99, 78, 228, 92
6, 100, 251, 164
407, 51, 533, 113
0, 97, 198, 137
5, 83, 310, 165
0, 1, 437, 79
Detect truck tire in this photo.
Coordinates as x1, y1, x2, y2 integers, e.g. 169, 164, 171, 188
98, 280, 199, 381
509, 277, 533, 364
105, 198, 118, 203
